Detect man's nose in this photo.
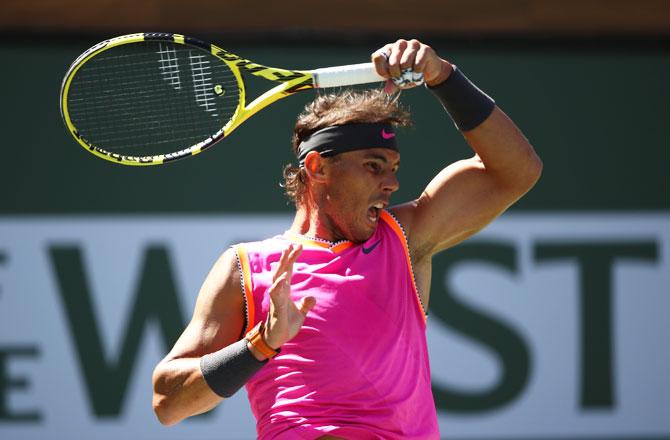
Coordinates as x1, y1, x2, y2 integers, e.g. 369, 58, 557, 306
383, 172, 399, 193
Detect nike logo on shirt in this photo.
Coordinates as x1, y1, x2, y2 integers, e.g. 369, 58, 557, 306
362, 239, 381, 254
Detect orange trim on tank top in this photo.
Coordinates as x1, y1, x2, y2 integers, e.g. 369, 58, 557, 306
380, 210, 427, 321
234, 244, 256, 334
284, 231, 353, 253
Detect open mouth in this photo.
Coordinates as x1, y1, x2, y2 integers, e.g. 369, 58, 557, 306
367, 202, 385, 223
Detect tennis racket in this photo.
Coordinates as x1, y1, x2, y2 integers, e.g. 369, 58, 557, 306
59, 32, 386, 166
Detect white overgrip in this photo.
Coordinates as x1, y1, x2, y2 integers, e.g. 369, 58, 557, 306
311, 63, 385, 88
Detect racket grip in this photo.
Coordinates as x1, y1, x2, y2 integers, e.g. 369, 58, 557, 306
312, 63, 385, 88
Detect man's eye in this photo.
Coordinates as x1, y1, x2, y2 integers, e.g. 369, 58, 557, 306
366, 162, 381, 172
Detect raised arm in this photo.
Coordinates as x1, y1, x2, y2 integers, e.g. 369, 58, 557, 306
374, 39, 542, 261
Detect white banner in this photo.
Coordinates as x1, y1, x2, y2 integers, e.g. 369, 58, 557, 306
0, 213, 668, 439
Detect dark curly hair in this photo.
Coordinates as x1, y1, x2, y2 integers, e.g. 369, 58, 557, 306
282, 89, 412, 205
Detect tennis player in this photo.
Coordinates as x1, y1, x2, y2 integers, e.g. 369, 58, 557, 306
152, 39, 542, 439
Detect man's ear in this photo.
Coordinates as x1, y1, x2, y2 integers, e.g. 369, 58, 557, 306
303, 151, 328, 183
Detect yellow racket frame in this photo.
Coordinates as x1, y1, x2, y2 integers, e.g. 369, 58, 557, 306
60, 33, 315, 166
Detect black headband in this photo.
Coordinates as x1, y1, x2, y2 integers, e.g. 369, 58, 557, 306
297, 122, 398, 165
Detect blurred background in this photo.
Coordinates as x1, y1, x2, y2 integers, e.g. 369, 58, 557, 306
0, 0, 669, 438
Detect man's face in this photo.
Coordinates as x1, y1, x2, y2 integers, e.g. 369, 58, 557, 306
319, 148, 400, 243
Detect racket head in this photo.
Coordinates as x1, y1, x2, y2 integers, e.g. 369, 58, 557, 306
60, 33, 248, 165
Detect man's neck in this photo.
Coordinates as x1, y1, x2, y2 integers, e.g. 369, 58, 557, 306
289, 202, 343, 243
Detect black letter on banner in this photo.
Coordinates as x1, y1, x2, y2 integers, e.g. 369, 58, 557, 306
49, 245, 186, 417
0, 346, 41, 422
535, 241, 657, 409
0, 250, 5, 297
430, 242, 531, 413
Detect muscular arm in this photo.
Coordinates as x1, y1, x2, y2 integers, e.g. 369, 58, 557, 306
152, 248, 245, 425
397, 105, 542, 259
376, 39, 542, 303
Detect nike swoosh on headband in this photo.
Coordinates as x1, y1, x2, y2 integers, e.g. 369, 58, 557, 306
381, 129, 396, 140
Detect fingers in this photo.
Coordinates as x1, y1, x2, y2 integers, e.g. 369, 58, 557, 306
371, 43, 393, 78
271, 271, 289, 289
414, 44, 432, 73
272, 245, 290, 283
286, 243, 302, 279
399, 39, 421, 73
373, 39, 421, 77
372, 39, 449, 89
272, 243, 302, 283
386, 39, 407, 78
298, 296, 316, 316
264, 243, 312, 349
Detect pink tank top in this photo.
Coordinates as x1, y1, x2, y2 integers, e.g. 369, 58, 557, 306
234, 211, 439, 439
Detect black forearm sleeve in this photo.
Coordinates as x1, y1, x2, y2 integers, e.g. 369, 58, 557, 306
200, 339, 267, 398
427, 65, 496, 132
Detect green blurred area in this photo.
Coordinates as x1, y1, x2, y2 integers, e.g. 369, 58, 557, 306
2, 39, 668, 213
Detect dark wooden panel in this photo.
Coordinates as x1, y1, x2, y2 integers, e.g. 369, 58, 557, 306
2, 0, 670, 35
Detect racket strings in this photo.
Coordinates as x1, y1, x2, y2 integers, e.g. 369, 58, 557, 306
66, 41, 240, 156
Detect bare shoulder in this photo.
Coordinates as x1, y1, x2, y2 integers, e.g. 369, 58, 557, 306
388, 202, 433, 271
389, 201, 431, 262
388, 203, 433, 307
163, 247, 245, 361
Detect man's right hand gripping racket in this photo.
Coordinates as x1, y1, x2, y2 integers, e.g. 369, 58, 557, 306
60, 33, 422, 166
